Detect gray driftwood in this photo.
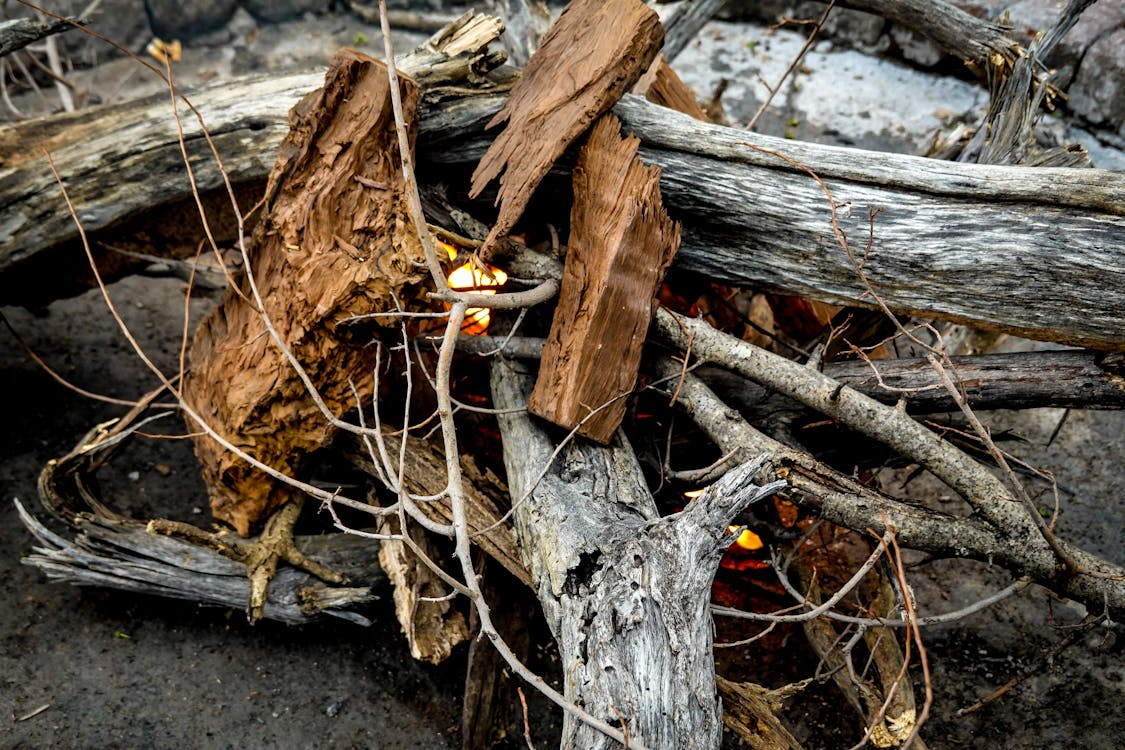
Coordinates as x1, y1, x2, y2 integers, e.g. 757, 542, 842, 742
455, 335, 1125, 413
491, 357, 782, 749
19, 416, 381, 626
3, 72, 1123, 347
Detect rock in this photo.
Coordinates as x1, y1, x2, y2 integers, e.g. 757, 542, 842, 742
1069, 27, 1125, 135
1005, 0, 1125, 87
889, 25, 944, 67
238, 0, 328, 24
144, 0, 239, 40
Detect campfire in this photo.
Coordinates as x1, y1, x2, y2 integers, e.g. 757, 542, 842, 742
9, 0, 1125, 748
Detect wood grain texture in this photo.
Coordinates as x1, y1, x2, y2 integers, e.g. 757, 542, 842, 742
468, 0, 664, 258
495, 358, 781, 750
183, 50, 427, 535
6, 76, 1124, 348
528, 114, 680, 444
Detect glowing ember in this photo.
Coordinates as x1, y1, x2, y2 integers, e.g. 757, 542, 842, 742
440, 241, 508, 334
727, 526, 764, 551
684, 489, 764, 551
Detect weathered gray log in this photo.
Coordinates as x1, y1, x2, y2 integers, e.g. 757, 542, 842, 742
491, 357, 781, 750
3, 67, 1124, 348
455, 335, 1125, 413
0, 15, 84, 58
18, 415, 382, 626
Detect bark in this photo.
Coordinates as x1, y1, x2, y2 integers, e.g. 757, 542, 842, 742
181, 48, 430, 535
0, 15, 84, 57
528, 113, 680, 444
469, 0, 664, 258
5, 82, 1122, 348
703, 349, 1125, 414
492, 357, 782, 749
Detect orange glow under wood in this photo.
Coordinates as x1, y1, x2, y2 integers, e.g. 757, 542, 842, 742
440, 241, 507, 334
684, 489, 764, 551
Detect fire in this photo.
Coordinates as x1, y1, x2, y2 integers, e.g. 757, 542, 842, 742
683, 489, 764, 551
440, 241, 507, 334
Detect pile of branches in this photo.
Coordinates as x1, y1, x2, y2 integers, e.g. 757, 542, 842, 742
6, 0, 1124, 748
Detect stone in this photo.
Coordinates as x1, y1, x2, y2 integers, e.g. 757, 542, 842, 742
1069, 27, 1125, 135
1006, 0, 1125, 87
238, 0, 327, 24
144, 0, 239, 40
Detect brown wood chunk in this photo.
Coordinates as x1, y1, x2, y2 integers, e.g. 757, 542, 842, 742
634, 53, 710, 122
527, 114, 680, 444
469, 0, 664, 258
184, 50, 427, 535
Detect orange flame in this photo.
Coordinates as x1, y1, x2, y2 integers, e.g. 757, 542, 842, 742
684, 489, 764, 551
440, 241, 507, 334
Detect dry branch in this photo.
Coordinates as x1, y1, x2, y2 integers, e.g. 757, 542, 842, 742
652, 310, 1125, 618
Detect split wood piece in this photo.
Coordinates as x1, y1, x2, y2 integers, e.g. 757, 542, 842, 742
183, 49, 428, 536
494, 357, 784, 749
634, 53, 710, 122
376, 514, 470, 665
714, 677, 806, 750
469, 0, 664, 259
528, 114, 680, 444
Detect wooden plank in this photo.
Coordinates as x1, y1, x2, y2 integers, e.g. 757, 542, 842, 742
528, 114, 680, 443
469, 0, 664, 258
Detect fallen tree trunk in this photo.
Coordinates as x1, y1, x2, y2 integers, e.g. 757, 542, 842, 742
3, 72, 1123, 348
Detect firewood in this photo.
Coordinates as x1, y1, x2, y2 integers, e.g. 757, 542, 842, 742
528, 113, 680, 443
469, 0, 664, 258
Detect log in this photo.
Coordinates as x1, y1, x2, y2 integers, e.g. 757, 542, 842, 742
492, 356, 783, 749
528, 113, 680, 443
469, 0, 664, 258
457, 337, 1125, 414
4, 69, 1124, 348
20, 414, 381, 626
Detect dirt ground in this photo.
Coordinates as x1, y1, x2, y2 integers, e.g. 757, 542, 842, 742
3, 4, 1124, 749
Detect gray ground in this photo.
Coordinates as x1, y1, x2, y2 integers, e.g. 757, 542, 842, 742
3, 2, 1124, 749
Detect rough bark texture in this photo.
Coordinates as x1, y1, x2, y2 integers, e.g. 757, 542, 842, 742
528, 114, 680, 444
494, 358, 782, 750
469, 0, 664, 258
183, 50, 427, 535
5, 70, 1123, 346
376, 515, 470, 665
22, 419, 380, 626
